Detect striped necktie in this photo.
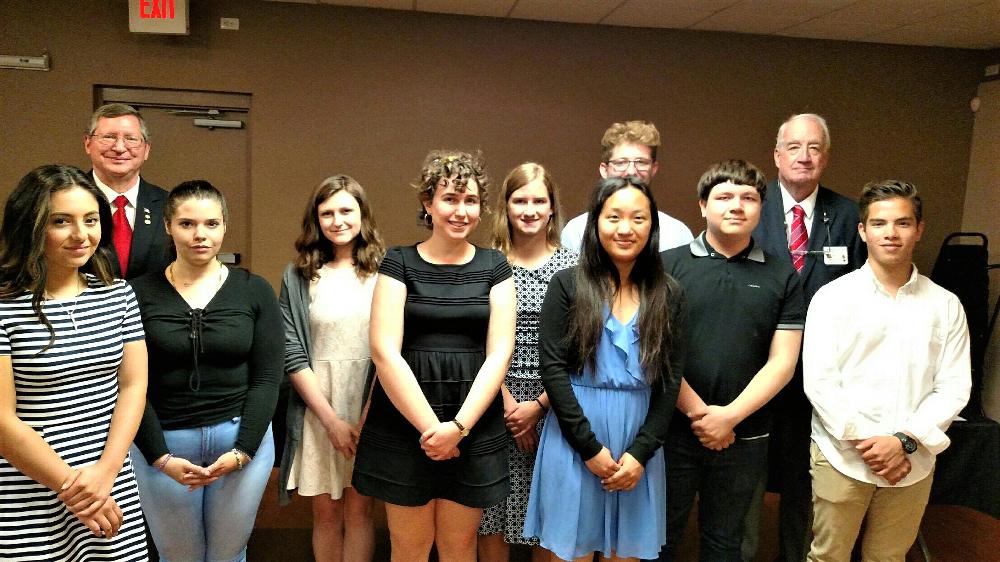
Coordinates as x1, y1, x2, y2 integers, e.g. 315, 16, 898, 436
789, 205, 807, 273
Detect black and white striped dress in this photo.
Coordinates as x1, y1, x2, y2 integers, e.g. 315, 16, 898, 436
0, 276, 148, 561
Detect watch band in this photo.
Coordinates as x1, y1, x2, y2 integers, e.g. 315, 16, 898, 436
893, 432, 917, 454
452, 419, 469, 437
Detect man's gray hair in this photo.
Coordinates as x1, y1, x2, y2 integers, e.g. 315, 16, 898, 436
775, 113, 829, 151
87, 103, 150, 142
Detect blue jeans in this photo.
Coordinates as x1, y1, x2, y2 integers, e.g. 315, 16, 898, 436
131, 419, 274, 562
659, 428, 769, 562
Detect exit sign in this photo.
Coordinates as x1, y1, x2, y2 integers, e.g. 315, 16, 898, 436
128, 0, 189, 35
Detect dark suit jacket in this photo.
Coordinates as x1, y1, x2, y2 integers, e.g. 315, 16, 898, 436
105, 177, 171, 281
753, 180, 867, 414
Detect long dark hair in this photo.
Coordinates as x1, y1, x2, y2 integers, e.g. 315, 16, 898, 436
294, 175, 386, 280
567, 176, 676, 383
0, 164, 116, 343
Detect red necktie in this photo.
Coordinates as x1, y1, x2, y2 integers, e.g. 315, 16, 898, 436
789, 205, 807, 273
112, 195, 132, 277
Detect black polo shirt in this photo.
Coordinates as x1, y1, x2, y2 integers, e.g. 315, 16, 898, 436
661, 233, 805, 438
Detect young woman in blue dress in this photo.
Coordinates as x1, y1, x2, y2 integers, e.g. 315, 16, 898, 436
524, 176, 686, 561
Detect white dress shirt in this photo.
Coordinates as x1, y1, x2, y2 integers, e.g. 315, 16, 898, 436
560, 210, 693, 253
804, 263, 971, 487
778, 181, 819, 240
94, 173, 141, 229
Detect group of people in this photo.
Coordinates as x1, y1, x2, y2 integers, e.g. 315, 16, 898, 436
0, 103, 971, 562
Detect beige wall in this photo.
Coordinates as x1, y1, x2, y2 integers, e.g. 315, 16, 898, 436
0, 0, 986, 288
963, 78, 1000, 421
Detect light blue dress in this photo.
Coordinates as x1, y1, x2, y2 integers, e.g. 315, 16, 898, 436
523, 309, 667, 560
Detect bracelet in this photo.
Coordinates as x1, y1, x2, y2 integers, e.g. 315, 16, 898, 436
231, 448, 244, 471
535, 398, 547, 411
155, 454, 173, 471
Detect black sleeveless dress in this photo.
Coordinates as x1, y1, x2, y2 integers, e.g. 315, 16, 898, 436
353, 245, 511, 507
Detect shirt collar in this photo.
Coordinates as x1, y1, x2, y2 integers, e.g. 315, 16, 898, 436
690, 231, 765, 263
861, 261, 921, 295
93, 173, 141, 208
779, 181, 819, 219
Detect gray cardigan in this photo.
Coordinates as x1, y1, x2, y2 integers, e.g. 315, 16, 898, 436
277, 263, 312, 506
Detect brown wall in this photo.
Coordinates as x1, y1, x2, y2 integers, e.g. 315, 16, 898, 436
0, 0, 985, 287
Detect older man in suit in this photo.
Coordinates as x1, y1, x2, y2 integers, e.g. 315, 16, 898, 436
85, 103, 170, 281
742, 114, 867, 562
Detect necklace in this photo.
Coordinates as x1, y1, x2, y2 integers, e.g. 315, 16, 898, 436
46, 275, 83, 330
168, 261, 225, 289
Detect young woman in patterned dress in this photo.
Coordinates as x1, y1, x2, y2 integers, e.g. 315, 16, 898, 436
0, 165, 148, 561
479, 163, 576, 561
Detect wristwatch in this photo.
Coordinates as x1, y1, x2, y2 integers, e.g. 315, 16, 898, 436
893, 432, 918, 454
452, 419, 470, 437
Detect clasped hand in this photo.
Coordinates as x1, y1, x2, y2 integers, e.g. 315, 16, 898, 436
158, 455, 217, 491
325, 416, 360, 457
505, 400, 544, 453
585, 447, 643, 492
855, 435, 911, 485
688, 405, 737, 451
420, 421, 461, 461
59, 464, 125, 538
58, 463, 117, 517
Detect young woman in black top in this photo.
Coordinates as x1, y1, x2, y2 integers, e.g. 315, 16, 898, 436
352, 151, 516, 561
129, 180, 282, 562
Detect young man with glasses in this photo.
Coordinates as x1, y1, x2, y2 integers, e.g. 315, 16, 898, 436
560, 120, 693, 252
84, 103, 170, 280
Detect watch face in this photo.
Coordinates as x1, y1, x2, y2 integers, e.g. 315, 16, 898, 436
895, 432, 917, 454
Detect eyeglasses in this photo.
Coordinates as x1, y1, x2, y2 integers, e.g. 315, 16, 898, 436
89, 133, 145, 149
607, 158, 653, 172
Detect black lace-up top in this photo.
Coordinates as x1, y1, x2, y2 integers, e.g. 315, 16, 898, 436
130, 267, 283, 464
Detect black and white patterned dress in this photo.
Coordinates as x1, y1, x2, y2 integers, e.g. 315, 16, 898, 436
479, 246, 577, 544
0, 276, 148, 561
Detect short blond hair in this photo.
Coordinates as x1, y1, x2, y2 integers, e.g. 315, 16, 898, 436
601, 120, 660, 162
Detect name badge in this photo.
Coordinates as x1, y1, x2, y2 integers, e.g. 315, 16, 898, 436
823, 246, 849, 265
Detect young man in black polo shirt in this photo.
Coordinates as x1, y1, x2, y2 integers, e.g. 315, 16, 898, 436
657, 160, 805, 561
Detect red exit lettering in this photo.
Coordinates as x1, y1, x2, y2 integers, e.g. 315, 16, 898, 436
140, 0, 176, 19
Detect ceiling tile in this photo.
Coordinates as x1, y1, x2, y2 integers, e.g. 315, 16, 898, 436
260, 0, 1000, 50
510, 0, 623, 25
602, 0, 716, 28
864, 1, 1000, 49
320, 0, 412, 9
416, 0, 515, 18
800, 0, 989, 29
779, 17, 895, 41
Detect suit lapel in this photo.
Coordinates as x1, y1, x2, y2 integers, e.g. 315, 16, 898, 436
128, 180, 164, 274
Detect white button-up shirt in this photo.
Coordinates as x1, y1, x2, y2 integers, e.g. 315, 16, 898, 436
778, 181, 819, 239
93, 173, 141, 229
804, 263, 970, 487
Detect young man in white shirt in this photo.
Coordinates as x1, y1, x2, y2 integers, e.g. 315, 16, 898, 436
803, 180, 971, 562
560, 120, 692, 252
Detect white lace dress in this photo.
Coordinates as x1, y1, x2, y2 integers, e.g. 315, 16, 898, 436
286, 266, 376, 499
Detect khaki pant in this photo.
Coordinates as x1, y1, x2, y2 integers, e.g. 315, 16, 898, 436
807, 441, 932, 562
